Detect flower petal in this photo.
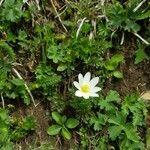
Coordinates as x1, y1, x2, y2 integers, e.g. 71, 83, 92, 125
90, 93, 99, 97
73, 81, 80, 89
78, 73, 83, 85
83, 94, 90, 99
75, 90, 83, 97
89, 77, 99, 87
83, 72, 91, 83
91, 87, 101, 93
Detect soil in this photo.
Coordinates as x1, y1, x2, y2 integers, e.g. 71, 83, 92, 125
13, 102, 51, 150
104, 38, 150, 96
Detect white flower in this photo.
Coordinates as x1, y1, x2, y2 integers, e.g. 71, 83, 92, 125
73, 72, 101, 99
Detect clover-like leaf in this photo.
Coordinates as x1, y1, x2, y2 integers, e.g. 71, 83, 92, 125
47, 125, 62, 135
52, 112, 62, 125
65, 118, 79, 129
61, 127, 72, 140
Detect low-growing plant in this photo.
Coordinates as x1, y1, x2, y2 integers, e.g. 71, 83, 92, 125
0, 108, 36, 150
104, 54, 124, 78
75, 90, 147, 149
134, 41, 149, 64
47, 112, 79, 140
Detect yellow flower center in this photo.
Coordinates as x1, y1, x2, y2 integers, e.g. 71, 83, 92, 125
81, 84, 90, 93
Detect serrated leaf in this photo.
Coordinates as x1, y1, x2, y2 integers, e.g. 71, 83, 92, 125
124, 124, 139, 142
99, 90, 120, 111
122, 93, 147, 126
135, 48, 148, 64
105, 90, 120, 102
52, 112, 62, 125
90, 113, 107, 131
108, 112, 126, 126
137, 10, 150, 20
65, 118, 79, 129
22, 116, 36, 131
108, 125, 122, 140
61, 127, 72, 140
98, 100, 115, 111
113, 71, 123, 78
47, 125, 62, 135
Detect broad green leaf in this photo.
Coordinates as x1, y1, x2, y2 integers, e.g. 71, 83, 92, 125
11, 79, 24, 86
47, 125, 62, 135
62, 115, 67, 124
105, 54, 124, 71
52, 112, 62, 125
61, 127, 72, 140
113, 71, 123, 78
65, 118, 79, 129
104, 63, 115, 71
0, 109, 9, 122
111, 54, 124, 64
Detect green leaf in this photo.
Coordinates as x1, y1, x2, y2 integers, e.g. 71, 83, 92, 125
105, 54, 124, 71
111, 54, 124, 64
89, 113, 108, 131
137, 10, 150, 20
105, 90, 120, 102
22, 116, 36, 131
57, 64, 68, 71
62, 115, 67, 124
0, 41, 15, 61
65, 118, 79, 129
135, 48, 148, 64
11, 79, 24, 86
108, 125, 122, 140
122, 93, 147, 126
0, 142, 13, 150
124, 124, 140, 142
61, 127, 72, 140
108, 112, 126, 126
113, 71, 123, 78
52, 112, 62, 125
104, 63, 115, 71
98, 90, 120, 111
1, 0, 23, 22
47, 125, 62, 135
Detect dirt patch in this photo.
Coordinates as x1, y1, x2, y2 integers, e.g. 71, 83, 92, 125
13, 101, 51, 149
104, 38, 150, 97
